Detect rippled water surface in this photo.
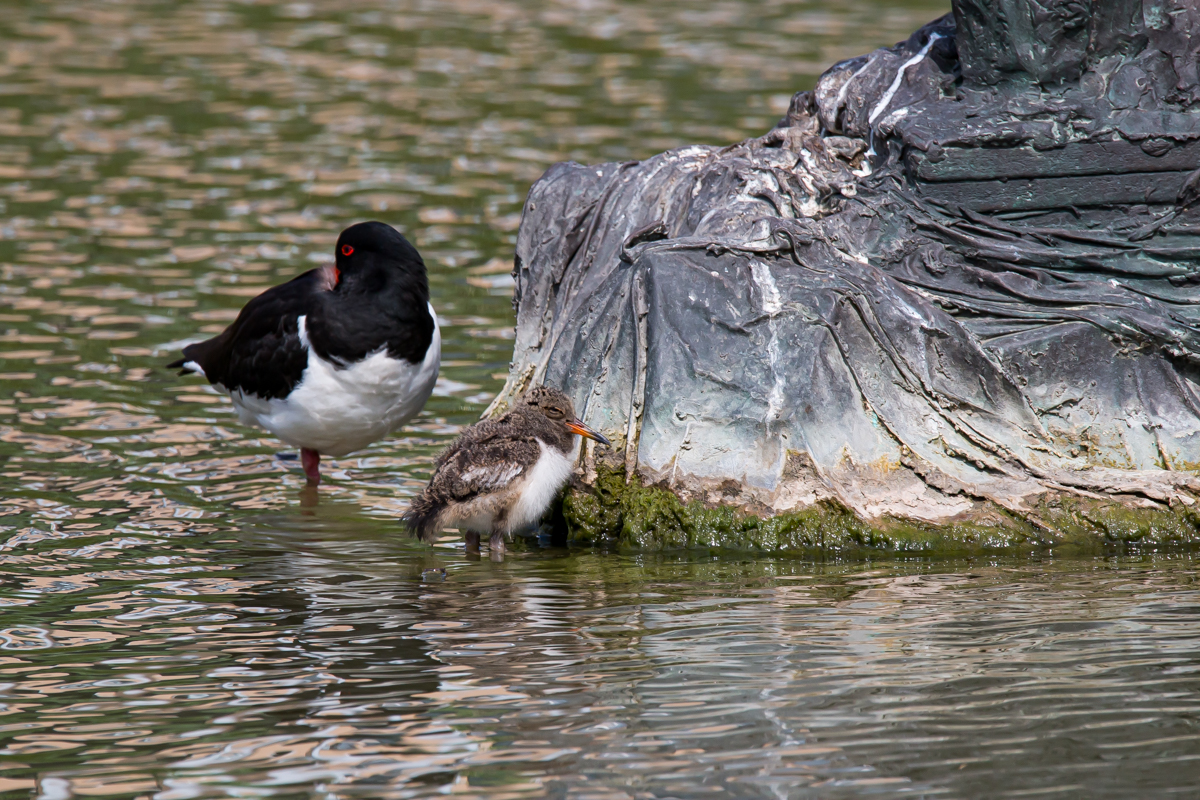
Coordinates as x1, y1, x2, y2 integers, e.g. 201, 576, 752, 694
8, 1, 1200, 798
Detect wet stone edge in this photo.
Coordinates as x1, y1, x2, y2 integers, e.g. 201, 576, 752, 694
552, 464, 1200, 557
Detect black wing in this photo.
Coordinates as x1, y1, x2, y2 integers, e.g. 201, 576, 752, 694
168, 269, 323, 399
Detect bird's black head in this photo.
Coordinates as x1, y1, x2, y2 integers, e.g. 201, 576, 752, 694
521, 386, 611, 449
331, 221, 427, 296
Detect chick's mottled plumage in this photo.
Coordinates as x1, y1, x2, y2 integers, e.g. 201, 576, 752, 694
403, 386, 609, 552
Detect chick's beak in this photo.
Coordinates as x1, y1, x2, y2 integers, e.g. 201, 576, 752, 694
566, 418, 611, 448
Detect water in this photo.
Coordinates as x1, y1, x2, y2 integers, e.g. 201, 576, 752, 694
4, 0, 1200, 797
5, 549, 1200, 798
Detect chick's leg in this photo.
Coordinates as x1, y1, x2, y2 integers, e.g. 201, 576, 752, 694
489, 528, 506, 561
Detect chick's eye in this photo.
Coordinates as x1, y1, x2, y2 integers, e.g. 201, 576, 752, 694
341, 244, 354, 257
545, 407, 565, 420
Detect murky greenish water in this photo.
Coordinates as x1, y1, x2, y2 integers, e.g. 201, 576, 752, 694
4, 1, 1200, 798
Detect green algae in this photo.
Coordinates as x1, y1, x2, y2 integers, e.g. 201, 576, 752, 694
561, 464, 1200, 556
1032, 495, 1200, 550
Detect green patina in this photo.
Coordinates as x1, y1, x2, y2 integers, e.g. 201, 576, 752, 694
560, 464, 1200, 555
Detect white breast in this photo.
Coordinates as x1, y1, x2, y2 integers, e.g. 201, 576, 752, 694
507, 439, 576, 533
228, 303, 441, 456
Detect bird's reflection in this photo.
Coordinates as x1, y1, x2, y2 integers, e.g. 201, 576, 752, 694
298, 484, 320, 510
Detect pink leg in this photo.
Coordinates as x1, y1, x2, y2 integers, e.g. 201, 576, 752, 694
300, 448, 321, 486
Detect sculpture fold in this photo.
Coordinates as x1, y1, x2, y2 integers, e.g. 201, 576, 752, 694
490, 0, 1200, 536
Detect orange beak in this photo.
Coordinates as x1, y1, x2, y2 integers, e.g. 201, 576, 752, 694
566, 418, 611, 447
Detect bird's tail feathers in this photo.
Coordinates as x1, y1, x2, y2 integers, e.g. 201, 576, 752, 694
166, 357, 206, 377
402, 494, 443, 542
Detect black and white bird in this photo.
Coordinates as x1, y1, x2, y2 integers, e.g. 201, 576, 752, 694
169, 221, 440, 485
403, 386, 610, 553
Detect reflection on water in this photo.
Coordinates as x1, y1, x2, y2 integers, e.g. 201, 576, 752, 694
7, 0, 1200, 797
4, 543, 1200, 798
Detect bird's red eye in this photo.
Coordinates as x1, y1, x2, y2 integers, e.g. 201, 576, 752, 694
341, 244, 354, 257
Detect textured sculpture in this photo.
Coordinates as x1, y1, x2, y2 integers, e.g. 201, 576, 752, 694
490, 0, 1200, 546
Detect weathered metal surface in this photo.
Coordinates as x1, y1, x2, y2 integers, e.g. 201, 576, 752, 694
491, 0, 1200, 529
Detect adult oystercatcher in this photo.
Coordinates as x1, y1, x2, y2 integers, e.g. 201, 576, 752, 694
169, 220, 441, 485
403, 386, 610, 554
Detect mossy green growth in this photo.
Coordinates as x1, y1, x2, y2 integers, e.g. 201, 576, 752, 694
1032, 494, 1200, 549
560, 464, 1200, 555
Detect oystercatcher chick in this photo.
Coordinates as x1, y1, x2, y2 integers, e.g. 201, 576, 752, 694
403, 386, 609, 554
168, 221, 440, 486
